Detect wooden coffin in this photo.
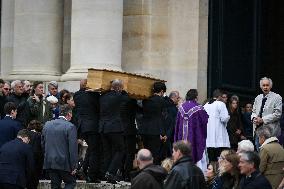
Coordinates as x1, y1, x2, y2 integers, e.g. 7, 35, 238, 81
87, 69, 166, 99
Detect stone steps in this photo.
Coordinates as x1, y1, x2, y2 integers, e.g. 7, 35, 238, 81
38, 180, 131, 189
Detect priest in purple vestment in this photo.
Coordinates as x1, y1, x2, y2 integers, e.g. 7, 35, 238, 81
174, 89, 208, 171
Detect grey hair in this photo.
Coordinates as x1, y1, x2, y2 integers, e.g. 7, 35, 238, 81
169, 91, 179, 99
110, 79, 123, 91
260, 77, 273, 88
256, 126, 272, 139
137, 149, 153, 162
238, 140, 254, 153
23, 80, 31, 85
11, 80, 22, 89
240, 151, 260, 169
4, 81, 11, 86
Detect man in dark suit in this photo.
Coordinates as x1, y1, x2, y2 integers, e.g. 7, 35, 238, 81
120, 93, 138, 181
73, 79, 102, 182
99, 79, 125, 183
139, 82, 168, 164
6, 80, 30, 127
0, 129, 35, 189
42, 104, 78, 189
0, 102, 22, 147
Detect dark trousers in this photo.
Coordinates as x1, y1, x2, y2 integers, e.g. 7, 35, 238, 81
142, 135, 161, 164
102, 133, 125, 175
83, 133, 103, 179
47, 169, 76, 189
207, 147, 227, 162
0, 183, 23, 189
124, 135, 136, 177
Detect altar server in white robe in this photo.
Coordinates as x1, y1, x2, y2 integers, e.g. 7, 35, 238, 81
204, 89, 230, 162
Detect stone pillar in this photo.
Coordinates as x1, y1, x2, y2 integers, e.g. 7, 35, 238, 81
122, 0, 208, 101
61, 0, 123, 81
1, 0, 64, 81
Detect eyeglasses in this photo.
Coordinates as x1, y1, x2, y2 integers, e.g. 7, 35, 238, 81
3, 88, 10, 91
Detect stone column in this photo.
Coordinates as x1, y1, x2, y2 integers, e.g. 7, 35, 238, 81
122, 0, 208, 101
61, 0, 123, 81
1, 0, 64, 81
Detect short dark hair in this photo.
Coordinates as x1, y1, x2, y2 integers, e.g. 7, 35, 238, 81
17, 129, 31, 139
33, 81, 43, 89
59, 104, 72, 116
0, 79, 4, 85
153, 82, 166, 93
212, 89, 222, 98
186, 89, 198, 100
27, 120, 43, 133
241, 151, 260, 169
4, 102, 17, 115
173, 140, 192, 156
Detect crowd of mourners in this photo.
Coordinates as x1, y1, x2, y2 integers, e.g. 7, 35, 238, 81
0, 76, 283, 189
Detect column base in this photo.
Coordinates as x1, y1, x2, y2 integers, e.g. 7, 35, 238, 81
7, 71, 61, 81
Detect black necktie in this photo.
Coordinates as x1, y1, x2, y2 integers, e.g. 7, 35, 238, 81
259, 97, 267, 118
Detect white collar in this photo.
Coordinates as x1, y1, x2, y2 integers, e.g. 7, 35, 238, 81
260, 137, 278, 149
58, 116, 67, 121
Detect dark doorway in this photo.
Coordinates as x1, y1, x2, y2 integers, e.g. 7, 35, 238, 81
208, 0, 284, 104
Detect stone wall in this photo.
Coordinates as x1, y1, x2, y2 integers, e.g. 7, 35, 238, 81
122, 0, 208, 102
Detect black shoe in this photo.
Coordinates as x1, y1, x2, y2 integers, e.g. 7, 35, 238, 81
87, 178, 101, 183
105, 172, 117, 184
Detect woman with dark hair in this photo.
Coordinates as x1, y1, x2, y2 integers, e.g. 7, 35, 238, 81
59, 89, 70, 105
227, 95, 246, 151
27, 120, 44, 188
206, 162, 219, 189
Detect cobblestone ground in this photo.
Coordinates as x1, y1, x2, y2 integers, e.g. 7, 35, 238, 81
38, 180, 131, 189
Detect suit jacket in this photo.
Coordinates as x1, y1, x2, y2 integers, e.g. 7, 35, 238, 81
0, 138, 34, 188
99, 90, 124, 133
42, 117, 78, 172
252, 91, 282, 136
0, 116, 22, 148
139, 95, 168, 136
73, 90, 100, 135
239, 171, 272, 189
120, 94, 138, 135
7, 93, 30, 127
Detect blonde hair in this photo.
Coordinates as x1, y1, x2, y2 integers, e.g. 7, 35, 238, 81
161, 158, 173, 173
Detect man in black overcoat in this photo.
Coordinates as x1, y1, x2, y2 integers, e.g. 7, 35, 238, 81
73, 79, 102, 182
0, 129, 35, 189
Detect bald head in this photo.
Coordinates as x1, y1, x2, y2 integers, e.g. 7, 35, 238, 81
137, 149, 153, 169
80, 79, 87, 90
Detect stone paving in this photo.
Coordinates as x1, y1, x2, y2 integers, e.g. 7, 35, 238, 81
38, 180, 131, 189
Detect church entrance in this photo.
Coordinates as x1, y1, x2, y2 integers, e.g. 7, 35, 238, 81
208, 0, 284, 103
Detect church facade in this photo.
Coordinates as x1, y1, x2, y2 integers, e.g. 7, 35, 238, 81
1, 0, 209, 101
